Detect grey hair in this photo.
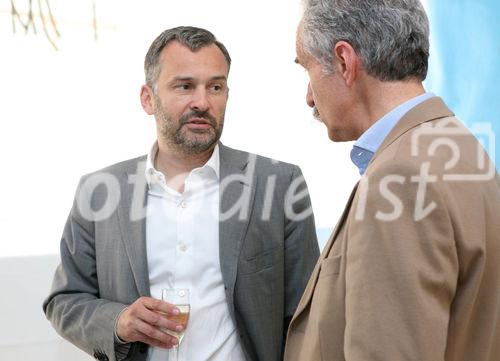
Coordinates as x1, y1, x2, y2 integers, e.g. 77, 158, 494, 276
300, 0, 430, 81
144, 26, 231, 89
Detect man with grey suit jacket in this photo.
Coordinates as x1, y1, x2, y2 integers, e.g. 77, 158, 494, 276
43, 26, 319, 361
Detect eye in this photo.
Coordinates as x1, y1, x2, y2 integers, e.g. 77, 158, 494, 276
210, 83, 225, 93
175, 83, 191, 91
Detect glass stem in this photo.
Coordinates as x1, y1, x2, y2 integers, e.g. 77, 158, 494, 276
170, 344, 179, 361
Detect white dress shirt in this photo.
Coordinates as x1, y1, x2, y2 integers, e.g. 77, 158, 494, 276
145, 142, 245, 361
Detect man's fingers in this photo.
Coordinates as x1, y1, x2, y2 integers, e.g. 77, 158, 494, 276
137, 304, 184, 332
116, 297, 183, 344
138, 297, 183, 331
142, 336, 177, 349
141, 297, 180, 315
134, 318, 179, 346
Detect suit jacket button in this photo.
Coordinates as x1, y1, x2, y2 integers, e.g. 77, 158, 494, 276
93, 350, 108, 361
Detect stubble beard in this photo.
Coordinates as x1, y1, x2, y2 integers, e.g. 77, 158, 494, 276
155, 101, 224, 155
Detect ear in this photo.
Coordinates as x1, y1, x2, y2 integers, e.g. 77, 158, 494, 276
333, 41, 359, 87
140, 85, 155, 115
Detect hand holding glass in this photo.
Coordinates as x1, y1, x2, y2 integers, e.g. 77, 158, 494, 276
161, 288, 190, 360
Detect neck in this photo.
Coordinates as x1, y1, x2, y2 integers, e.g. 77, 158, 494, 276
355, 78, 426, 137
155, 140, 215, 193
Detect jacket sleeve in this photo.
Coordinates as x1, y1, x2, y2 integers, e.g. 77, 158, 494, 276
42, 177, 132, 361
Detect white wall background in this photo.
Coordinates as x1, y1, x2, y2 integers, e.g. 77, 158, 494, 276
0, 0, 358, 259
0, 0, 360, 359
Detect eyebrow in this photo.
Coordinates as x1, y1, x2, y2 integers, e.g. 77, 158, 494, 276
295, 57, 305, 67
171, 77, 193, 82
171, 75, 228, 83
210, 75, 228, 82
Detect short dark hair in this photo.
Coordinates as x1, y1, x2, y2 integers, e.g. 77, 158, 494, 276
144, 26, 232, 89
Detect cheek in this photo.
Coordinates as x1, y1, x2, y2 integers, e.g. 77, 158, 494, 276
314, 81, 341, 115
309, 76, 326, 101
310, 86, 328, 113
170, 105, 191, 119
213, 97, 228, 115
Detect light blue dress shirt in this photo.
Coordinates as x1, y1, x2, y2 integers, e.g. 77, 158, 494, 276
350, 92, 435, 175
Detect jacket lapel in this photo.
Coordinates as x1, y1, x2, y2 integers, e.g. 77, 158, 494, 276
116, 157, 151, 297
291, 182, 359, 321
218, 143, 258, 312
322, 182, 360, 258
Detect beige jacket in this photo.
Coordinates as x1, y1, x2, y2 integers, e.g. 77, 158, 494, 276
284, 98, 500, 361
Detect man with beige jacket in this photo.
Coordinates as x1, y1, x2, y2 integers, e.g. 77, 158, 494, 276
287, 0, 500, 360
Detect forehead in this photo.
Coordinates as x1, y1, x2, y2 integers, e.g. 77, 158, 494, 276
158, 41, 229, 78
295, 23, 309, 66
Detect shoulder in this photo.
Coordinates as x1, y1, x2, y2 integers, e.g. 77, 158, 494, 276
70, 155, 147, 220
80, 155, 147, 181
363, 115, 498, 216
220, 143, 301, 179
75, 155, 147, 203
371, 115, 491, 178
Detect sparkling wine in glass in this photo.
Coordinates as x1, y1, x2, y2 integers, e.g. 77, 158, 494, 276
161, 288, 190, 360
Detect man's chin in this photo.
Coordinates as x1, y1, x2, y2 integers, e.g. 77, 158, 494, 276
327, 128, 353, 143
178, 135, 218, 153
182, 129, 216, 143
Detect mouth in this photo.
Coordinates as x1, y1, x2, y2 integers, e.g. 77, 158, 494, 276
187, 117, 210, 125
184, 117, 213, 130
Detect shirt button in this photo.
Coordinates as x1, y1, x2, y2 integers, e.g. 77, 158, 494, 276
180, 200, 187, 208
179, 244, 187, 252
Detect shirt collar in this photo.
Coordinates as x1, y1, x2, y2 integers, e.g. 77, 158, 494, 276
351, 92, 435, 175
145, 141, 220, 187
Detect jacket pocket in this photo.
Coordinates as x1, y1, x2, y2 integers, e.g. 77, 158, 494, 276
319, 255, 341, 278
238, 247, 276, 275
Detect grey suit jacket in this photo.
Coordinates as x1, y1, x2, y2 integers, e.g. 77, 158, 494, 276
43, 143, 319, 361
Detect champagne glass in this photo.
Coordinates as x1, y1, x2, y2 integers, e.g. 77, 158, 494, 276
161, 288, 190, 361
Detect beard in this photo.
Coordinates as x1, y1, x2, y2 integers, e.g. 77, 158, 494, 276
154, 97, 224, 154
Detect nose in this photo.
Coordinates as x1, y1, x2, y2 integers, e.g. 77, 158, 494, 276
306, 83, 315, 108
190, 88, 209, 112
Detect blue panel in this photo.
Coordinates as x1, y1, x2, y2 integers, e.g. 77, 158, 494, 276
425, 0, 499, 169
